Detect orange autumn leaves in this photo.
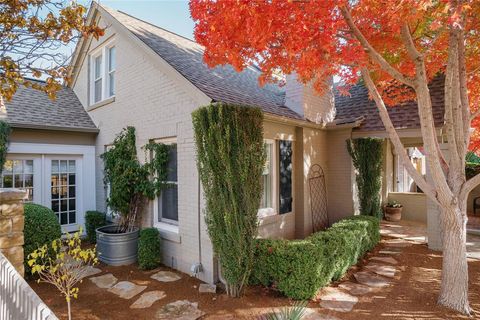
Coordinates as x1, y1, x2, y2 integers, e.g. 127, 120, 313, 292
1, 0, 104, 100
190, 0, 480, 151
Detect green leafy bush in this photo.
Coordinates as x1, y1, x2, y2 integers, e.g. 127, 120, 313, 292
347, 138, 383, 218
193, 103, 266, 297
85, 211, 107, 243
0, 121, 11, 175
251, 216, 380, 300
138, 228, 161, 270
24, 203, 61, 275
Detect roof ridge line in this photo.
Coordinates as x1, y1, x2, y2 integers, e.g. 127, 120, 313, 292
114, 8, 198, 45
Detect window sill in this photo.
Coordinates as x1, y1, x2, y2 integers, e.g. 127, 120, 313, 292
258, 211, 293, 226
155, 222, 181, 243
88, 96, 115, 111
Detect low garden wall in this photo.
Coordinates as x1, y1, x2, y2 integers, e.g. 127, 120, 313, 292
251, 216, 380, 299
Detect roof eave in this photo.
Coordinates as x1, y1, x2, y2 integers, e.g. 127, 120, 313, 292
8, 122, 99, 133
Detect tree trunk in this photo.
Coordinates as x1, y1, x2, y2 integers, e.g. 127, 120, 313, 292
438, 203, 471, 315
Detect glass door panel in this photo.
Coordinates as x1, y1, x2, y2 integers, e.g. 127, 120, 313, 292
51, 160, 76, 226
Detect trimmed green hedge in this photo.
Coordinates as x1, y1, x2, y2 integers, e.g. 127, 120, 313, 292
251, 216, 380, 300
138, 228, 161, 270
24, 203, 61, 275
85, 211, 107, 243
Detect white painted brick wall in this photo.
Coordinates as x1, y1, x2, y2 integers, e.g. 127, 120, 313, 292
72, 14, 215, 283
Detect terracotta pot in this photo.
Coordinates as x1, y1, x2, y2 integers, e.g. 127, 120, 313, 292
385, 206, 403, 222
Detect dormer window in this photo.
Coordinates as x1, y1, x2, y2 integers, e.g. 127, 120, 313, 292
89, 41, 115, 105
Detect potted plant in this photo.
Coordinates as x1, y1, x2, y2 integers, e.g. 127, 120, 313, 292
97, 127, 170, 266
384, 201, 403, 222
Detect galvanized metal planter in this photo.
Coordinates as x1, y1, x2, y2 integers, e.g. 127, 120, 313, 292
96, 225, 139, 266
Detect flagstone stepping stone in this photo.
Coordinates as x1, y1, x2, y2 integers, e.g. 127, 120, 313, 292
108, 281, 147, 299
155, 300, 205, 320
318, 287, 358, 312
364, 263, 397, 278
303, 310, 342, 320
80, 266, 102, 279
151, 271, 182, 282
199, 283, 216, 293
354, 271, 391, 288
338, 281, 372, 295
370, 256, 398, 265
89, 273, 118, 289
384, 240, 413, 248
130, 290, 166, 309
379, 249, 402, 255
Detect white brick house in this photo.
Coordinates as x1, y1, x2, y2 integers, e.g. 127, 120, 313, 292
1, 2, 449, 284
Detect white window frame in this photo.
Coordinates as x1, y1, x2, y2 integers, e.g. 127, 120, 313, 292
152, 137, 179, 233
89, 39, 115, 106
107, 46, 116, 97
1, 157, 38, 202
258, 139, 278, 218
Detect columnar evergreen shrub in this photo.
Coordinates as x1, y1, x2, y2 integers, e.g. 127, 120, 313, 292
138, 228, 161, 270
24, 203, 62, 275
347, 138, 384, 218
192, 103, 266, 297
0, 120, 11, 175
251, 216, 380, 300
85, 211, 107, 243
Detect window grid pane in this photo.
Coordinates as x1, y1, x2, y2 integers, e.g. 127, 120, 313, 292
51, 160, 76, 225
1, 159, 34, 201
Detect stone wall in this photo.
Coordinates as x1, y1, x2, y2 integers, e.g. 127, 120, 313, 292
0, 189, 26, 277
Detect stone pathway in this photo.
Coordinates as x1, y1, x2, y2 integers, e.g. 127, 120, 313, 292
316, 220, 426, 314
84, 267, 206, 317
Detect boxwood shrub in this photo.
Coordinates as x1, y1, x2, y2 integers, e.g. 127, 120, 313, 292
85, 210, 107, 243
24, 203, 62, 275
251, 216, 380, 299
138, 228, 161, 270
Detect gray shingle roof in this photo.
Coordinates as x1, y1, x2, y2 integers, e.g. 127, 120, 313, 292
0, 79, 98, 132
334, 76, 445, 132
101, 6, 303, 120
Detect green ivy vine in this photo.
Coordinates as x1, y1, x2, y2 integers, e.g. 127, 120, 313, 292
101, 126, 171, 232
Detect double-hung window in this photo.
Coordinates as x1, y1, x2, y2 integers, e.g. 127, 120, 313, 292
93, 54, 103, 103
259, 141, 275, 217
258, 139, 294, 217
89, 41, 115, 105
153, 139, 178, 228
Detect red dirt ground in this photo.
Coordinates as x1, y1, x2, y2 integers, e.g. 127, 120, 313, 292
29, 239, 480, 320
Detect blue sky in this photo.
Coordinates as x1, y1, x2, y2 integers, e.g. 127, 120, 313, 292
81, 0, 194, 39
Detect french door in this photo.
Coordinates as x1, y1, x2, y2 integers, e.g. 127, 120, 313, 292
46, 157, 81, 233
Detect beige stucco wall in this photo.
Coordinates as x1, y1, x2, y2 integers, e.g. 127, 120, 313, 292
10, 128, 96, 145
325, 128, 355, 222
388, 192, 427, 223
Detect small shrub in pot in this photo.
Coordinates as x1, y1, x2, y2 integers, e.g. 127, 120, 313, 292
138, 228, 161, 270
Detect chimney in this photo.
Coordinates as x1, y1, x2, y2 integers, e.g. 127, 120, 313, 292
284, 74, 335, 125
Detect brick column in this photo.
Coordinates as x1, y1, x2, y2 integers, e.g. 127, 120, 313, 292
0, 189, 26, 277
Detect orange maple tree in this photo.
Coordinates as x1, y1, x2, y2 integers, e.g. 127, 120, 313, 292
191, 0, 480, 314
